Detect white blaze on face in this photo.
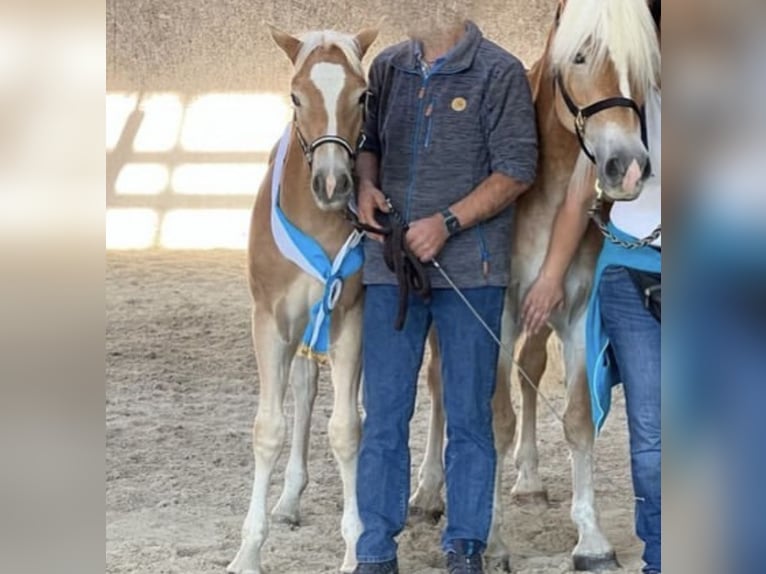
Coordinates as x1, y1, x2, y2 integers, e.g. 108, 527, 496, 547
309, 62, 347, 197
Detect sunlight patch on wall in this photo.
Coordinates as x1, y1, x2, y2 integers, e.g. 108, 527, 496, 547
106, 208, 158, 249
106, 92, 138, 151
180, 93, 290, 152
172, 163, 267, 196
114, 163, 169, 195
160, 209, 250, 249
133, 93, 184, 152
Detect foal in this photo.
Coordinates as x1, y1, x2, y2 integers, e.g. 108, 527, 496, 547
228, 25, 377, 574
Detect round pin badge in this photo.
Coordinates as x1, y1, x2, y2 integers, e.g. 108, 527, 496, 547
451, 97, 467, 111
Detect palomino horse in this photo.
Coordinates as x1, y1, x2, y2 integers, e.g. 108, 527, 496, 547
227, 26, 377, 574
409, 0, 660, 570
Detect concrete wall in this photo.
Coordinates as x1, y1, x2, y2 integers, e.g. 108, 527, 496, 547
107, 0, 554, 91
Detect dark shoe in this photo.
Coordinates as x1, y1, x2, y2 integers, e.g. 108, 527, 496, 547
353, 559, 399, 574
446, 540, 484, 574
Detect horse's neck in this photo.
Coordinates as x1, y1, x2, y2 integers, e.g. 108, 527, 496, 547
534, 65, 581, 201
278, 134, 351, 253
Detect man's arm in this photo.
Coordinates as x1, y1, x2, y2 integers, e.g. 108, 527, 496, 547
450, 58, 538, 229
407, 57, 537, 261
449, 172, 530, 230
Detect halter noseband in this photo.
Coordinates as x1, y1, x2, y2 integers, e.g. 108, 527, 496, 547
294, 125, 365, 167
554, 73, 648, 165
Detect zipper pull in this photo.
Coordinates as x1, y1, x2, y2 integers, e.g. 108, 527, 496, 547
418, 87, 425, 99
425, 103, 433, 117
483, 260, 490, 278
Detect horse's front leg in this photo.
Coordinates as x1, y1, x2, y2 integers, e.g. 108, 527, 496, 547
485, 300, 517, 573
511, 325, 552, 505
272, 355, 319, 527
409, 328, 446, 525
228, 308, 295, 574
560, 315, 619, 571
328, 301, 364, 573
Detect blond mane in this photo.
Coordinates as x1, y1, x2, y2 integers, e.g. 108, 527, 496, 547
551, 0, 660, 94
295, 30, 365, 76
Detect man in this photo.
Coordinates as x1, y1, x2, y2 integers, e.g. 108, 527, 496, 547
353, 10, 537, 574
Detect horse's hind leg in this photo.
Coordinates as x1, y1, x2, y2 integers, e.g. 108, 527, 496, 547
409, 328, 446, 525
561, 316, 619, 571
511, 325, 552, 505
328, 303, 364, 573
485, 301, 517, 573
272, 356, 318, 526
228, 309, 295, 574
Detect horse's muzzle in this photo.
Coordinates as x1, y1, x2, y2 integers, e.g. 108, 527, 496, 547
311, 168, 354, 210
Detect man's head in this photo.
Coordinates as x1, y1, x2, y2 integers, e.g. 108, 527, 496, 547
396, 1, 474, 42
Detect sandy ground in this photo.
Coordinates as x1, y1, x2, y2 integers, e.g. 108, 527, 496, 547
106, 250, 643, 574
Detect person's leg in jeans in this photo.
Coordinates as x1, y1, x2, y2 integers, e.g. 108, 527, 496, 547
356, 285, 431, 564
430, 287, 505, 555
599, 266, 661, 573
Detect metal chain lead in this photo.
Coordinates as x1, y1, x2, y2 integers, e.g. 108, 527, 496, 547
589, 197, 661, 250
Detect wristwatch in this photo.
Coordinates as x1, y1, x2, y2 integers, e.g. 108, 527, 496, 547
440, 208, 461, 236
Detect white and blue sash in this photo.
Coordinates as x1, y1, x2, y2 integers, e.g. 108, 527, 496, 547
270, 125, 364, 362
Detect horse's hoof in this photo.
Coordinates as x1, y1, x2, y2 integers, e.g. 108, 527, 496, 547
407, 504, 443, 526
572, 551, 620, 571
484, 555, 512, 573
511, 489, 549, 506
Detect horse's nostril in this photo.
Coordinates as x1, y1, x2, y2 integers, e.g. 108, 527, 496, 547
312, 174, 323, 194
338, 173, 352, 195
642, 158, 652, 180
605, 157, 623, 180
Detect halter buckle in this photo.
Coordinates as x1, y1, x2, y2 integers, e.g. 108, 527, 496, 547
575, 110, 586, 134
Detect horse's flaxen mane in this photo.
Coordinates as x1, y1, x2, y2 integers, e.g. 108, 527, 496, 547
551, 0, 660, 93
294, 30, 365, 76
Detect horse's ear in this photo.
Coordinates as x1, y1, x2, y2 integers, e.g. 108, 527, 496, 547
555, 0, 566, 26
354, 26, 379, 59
268, 23, 302, 64
528, 24, 555, 102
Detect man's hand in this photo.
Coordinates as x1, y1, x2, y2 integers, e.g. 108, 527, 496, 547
357, 181, 389, 242
406, 213, 449, 263
521, 273, 565, 335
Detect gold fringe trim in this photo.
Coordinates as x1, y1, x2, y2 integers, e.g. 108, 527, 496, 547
297, 344, 330, 365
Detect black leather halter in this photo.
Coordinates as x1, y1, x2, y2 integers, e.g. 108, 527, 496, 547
555, 72, 648, 164
294, 125, 365, 167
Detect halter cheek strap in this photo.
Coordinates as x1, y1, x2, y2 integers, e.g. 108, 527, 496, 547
555, 73, 648, 164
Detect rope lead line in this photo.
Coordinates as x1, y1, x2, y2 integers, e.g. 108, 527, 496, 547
431, 259, 565, 424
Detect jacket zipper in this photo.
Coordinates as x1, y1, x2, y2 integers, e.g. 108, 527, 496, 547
404, 77, 430, 221
424, 98, 435, 148
476, 224, 491, 278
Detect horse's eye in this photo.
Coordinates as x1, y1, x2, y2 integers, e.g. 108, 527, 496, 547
574, 52, 586, 65
290, 93, 301, 107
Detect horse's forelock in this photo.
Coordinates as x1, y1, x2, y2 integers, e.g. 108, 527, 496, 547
551, 0, 660, 95
294, 31, 365, 78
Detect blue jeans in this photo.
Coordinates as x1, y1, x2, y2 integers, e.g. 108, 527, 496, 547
356, 285, 504, 563
599, 266, 661, 573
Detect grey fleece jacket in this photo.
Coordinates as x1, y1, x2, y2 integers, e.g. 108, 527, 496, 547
360, 20, 538, 289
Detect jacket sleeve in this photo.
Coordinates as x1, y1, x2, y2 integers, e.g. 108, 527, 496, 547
359, 55, 386, 156
484, 59, 538, 185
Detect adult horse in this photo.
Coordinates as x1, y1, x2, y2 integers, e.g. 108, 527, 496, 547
227, 25, 378, 574
409, 0, 660, 570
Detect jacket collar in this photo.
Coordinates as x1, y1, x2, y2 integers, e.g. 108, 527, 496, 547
391, 20, 483, 75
